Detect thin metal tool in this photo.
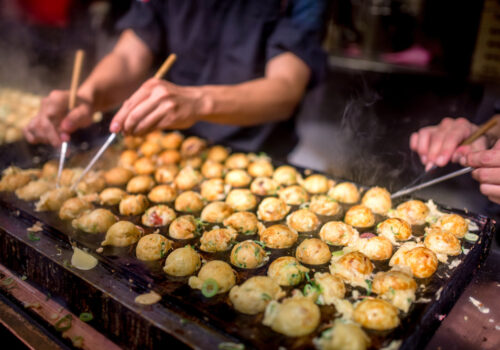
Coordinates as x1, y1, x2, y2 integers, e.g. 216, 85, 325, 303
391, 166, 473, 199
70, 53, 177, 190
397, 118, 498, 194
57, 49, 85, 187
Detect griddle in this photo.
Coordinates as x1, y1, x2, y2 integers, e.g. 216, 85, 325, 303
0, 130, 494, 350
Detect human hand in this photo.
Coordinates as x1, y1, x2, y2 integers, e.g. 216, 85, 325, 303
109, 78, 207, 136
461, 139, 500, 204
409, 117, 487, 171
24, 90, 94, 147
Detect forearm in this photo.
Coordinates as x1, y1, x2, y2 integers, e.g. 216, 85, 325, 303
78, 30, 154, 112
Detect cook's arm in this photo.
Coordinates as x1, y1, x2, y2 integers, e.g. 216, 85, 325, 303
110, 52, 311, 134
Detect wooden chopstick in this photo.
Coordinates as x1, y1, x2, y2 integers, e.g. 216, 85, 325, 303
462, 118, 498, 145
68, 49, 85, 110
154, 53, 177, 79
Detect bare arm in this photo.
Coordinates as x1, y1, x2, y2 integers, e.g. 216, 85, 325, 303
110, 52, 311, 134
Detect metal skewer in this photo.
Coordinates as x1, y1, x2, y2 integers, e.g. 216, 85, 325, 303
57, 49, 85, 188
391, 166, 473, 199
70, 53, 177, 190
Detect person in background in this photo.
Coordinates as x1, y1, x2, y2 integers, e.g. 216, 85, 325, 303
24, 0, 328, 159
410, 114, 500, 204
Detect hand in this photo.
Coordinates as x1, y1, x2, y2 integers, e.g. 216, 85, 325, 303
24, 90, 94, 147
409, 117, 487, 171
110, 78, 207, 135
462, 139, 500, 204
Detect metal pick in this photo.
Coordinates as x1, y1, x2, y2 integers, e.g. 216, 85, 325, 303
56, 141, 68, 188
391, 167, 473, 199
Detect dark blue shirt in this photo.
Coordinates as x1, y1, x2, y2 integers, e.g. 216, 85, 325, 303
118, 0, 327, 157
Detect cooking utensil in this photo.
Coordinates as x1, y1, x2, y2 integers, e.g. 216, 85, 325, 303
56, 49, 85, 188
397, 118, 498, 193
391, 166, 473, 199
70, 53, 177, 190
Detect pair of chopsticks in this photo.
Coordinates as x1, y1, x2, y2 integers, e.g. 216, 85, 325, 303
68, 53, 177, 190
391, 118, 498, 199
56, 50, 85, 188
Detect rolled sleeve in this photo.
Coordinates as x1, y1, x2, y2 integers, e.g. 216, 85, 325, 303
116, 1, 164, 57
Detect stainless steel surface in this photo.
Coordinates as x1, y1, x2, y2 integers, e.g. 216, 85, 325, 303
391, 167, 474, 199
56, 141, 68, 188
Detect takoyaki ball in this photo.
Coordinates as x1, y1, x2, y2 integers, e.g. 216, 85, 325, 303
278, 185, 309, 205
123, 135, 143, 149
388, 242, 420, 267
286, 209, 320, 232
257, 197, 290, 222
126, 175, 155, 193
99, 188, 127, 206
174, 191, 204, 213
72, 208, 117, 234
0, 171, 33, 191
160, 131, 184, 150
223, 211, 262, 235
302, 174, 334, 194
5, 127, 22, 143
59, 197, 93, 220
267, 256, 309, 286
250, 177, 279, 196
312, 272, 346, 304
157, 149, 181, 165
229, 276, 285, 315
248, 160, 274, 178
328, 182, 360, 204
434, 213, 469, 238
263, 297, 320, 337
225, 189, 257, 211
353, 235, 393, 261
180, 156, 203, 169
372, 270, 417, 312
315, 320, 370, 350
41, 160, 58, 179
135, 233, 173, 261
133, 157, 155, 175
180, 136, 206, 157
423, 226, 461, 262
77, 172, 107, 195
141, 205, 176, 227
144, 130, 163, 144
310, 195, 342, 216
295, 238, 331, 265
169, 215, 197, 239
207, 145, 229, 162
188, 260, 236, 294
174, 166, 202, 191
344, 205, 375, 228
154, 164, 179, 184
119, 194, 149, 216
201, 160, 225, 179
376, 218, 412, 244
273, 165, 299, 186
201, 202, 233, 225
104, 167, 134, 187
59, 168, 82, 187
15, 179, 53, 201
329, 251, 374, 287
201, 178, 227, 201
353, 298, 400, 331
200, 228, 238, 252
101, 221, 142, 247
361, 186, 392, 215
139, 141, 161, 157
225, 153, 249, 169
390, 243, 438, 278
230, 240, 268, 269
225, 169, 252, 188
390, 199, 429, 226
260, 224, 298, 249
35, 187, 75, 212
148, 184, 176, 203
163, 245, 201, 276
118, 149, 139, 168
320, 221, 359, 246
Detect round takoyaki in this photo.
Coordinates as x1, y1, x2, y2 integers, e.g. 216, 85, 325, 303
118, 150, 139, 168
188, 260, 236, 295
99, 188, 127, 206
174, 166, 202, 191
180, 156, 203, 169
154, 164, 179, 184
424, 226, 461, 262
314, 320, 370, 350
133, 157, 155, 175
344, 205, 375, 228
123, 135, 143, 149
201, 160, 225, 179
376, 218, 412, 244
248, 160, 274, 178
273, 165, 299, 186
206, 145, 229, 162
168, 215, 198, 240
157, 149, 181, 165
41, 161, 58, 179
223, 211, 262, 235
163, 245, 201, 276
119, 194, 149, 216
353, 298, 400, 331
308, 272, 346, 305
225, 153, 249, 169
225, 189, 257, 211
329, 251, 374, 287
267, 256, 309, 286
278, 185, 309, 205
160, 131, 184, 150
309, 195, 342, 216
250, 177, 279, 196
180, 136, 206, 157
59, 197, 93, 220
147, 184, 177, 203
126, 175, 155, 193
286, 208, 320, 232
302, 174, 334, 194
257, 197, 290, 222
72, 208, 117, 234
319, 221, 359, 246
15, 179, 54, 201
200, 178, 227, 201
390, 200, 429, 226
328, 182, 360, 204
372, 270, 417, 312
199, 227, 238, 252
361, 186, 392, 215
434, 213, 469, 238
174, 191, 204, 213
259, 224, 298, 249
389, 243, 438, 278
200, 201, 233, 223
139, 141, 161, 157
77, 171, 107, 195
101, 221, 142, 247
295, 238, 331, 265
352, 235, 393, 261
230, 240, 268, 269
225, 169, 252, 188
35, 187, 75, 212
229, 276, 284, 315
141, 205, 176, 227
135, 233, 172, 261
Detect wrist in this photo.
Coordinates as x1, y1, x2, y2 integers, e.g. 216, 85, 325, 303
197, 86, 215, 119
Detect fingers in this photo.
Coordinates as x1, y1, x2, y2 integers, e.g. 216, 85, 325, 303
480, 184, 500, 199
416, 127, 433, 164
472, 168, 500, 185
464, 149, 500, 168
60, 104, 93, 134
132, 100, 176, 135
410, 132, 418, 151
